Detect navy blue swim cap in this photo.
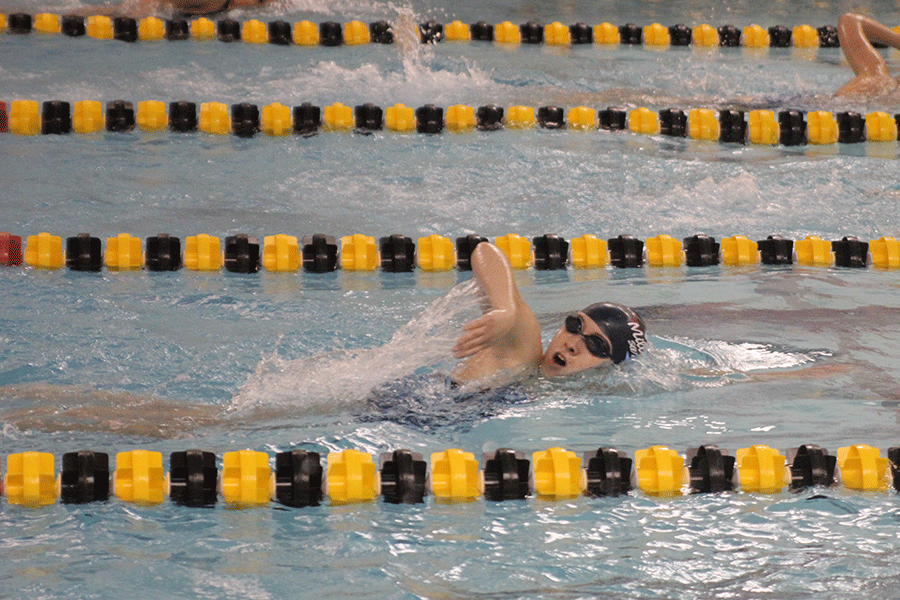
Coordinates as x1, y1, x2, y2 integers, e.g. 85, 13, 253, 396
581, 303, 647, 364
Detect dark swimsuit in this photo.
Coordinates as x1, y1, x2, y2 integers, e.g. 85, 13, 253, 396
364, 374, 529, 431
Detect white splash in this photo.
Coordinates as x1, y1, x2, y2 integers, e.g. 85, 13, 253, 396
259, 5, 496, 107
229, 279, 481, 413
676, 337, 815, 372
613, 335, 820, 395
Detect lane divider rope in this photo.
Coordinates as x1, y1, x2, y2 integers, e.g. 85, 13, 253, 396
2, 232, 897, 271
5, 12, 895, 52
3, 443, 897, 507
2, 100, 899, 147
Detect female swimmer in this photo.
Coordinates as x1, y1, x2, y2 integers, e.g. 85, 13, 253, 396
450, 242, 646, 388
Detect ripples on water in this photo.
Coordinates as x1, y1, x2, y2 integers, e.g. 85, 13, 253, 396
3, 488, 898, 599
4, 1, 900, 598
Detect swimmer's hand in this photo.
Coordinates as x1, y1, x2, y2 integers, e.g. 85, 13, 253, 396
452, 309, 516, 359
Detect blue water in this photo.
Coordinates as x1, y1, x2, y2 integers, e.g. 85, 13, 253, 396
3, 0, 900, 598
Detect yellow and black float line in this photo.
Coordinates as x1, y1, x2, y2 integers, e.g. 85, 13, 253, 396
6, 12, 896, 51
2, 100, 899, 146
2, 443, 898, 508
3, 231, 899, 272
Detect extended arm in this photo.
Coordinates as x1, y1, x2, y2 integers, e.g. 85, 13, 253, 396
837, 13, 900, 96
451, 243, 543, 384
452, 242, 521, 359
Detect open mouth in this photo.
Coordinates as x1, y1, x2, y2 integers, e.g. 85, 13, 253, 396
553, 352, 567, 367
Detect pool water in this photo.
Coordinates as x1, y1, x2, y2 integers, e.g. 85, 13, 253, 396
3, 0, 900, 598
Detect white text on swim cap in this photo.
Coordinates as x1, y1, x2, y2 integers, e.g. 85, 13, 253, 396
627, 320, 647, 356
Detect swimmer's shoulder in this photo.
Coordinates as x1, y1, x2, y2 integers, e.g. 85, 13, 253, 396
451, 361, 538, 392
172, 0, 232, 16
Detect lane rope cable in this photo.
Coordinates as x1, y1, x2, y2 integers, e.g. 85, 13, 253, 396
2, 231, 897, 271
2, 100, 899, 149
4, 12, 892, 53
2, 443, 898, 507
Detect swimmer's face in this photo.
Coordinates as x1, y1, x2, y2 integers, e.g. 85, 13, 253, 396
540, 312, 614, 377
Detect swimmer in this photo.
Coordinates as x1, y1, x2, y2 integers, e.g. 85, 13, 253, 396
450, 242, 646, 387
68, 0, 274, 18
837, 13, 900, 98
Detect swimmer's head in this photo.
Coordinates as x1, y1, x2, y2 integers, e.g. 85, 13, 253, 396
581, 303, 647, 364
540, 302, 646, 377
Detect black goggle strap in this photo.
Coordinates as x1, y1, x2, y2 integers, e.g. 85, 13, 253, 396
564, 314, 610, 358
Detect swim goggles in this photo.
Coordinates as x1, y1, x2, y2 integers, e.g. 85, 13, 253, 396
565, 314, 611, 359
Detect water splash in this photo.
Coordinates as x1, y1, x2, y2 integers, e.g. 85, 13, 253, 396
229, 279, 481, 414
612, 336, 821, 396
392, 4, 425, 70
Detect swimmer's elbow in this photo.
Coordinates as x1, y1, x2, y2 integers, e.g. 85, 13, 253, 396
470, 241, 503, 270
471, 243, 518, 309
